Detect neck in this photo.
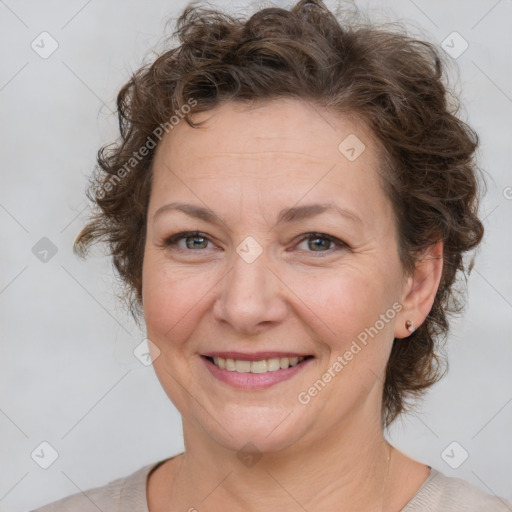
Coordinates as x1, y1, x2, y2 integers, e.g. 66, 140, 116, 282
167, 417, 393, 512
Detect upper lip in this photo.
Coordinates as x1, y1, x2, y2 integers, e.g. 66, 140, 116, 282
202, 351, 312, 361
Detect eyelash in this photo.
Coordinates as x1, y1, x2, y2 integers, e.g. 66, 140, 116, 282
163, 231, 349, 256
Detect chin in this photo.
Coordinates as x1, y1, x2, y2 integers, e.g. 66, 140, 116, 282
195, 406, 308, 455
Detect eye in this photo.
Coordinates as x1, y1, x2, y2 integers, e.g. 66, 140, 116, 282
295, 233, 349, 255
162, 231, 349, 256
164, 231, 214, 251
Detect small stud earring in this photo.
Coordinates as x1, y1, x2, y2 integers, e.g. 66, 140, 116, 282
405, 320, 415, 333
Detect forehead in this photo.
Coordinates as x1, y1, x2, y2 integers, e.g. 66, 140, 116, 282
155, 98, 376, 170
149, 98, 391, 225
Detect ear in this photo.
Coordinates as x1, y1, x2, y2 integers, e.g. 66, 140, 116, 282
395, 241, 444, 339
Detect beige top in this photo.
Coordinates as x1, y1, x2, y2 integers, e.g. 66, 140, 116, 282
31, 456, 510, 511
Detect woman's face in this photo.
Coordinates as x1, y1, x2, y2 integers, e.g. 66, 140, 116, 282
142, 98, 409, 453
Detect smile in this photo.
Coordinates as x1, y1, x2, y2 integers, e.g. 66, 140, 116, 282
209, 356, 306, 373
201, 353, 314, 390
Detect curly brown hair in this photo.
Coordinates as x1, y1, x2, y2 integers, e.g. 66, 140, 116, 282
74, 0, 484, 427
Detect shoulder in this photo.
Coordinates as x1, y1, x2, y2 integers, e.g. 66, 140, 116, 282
403, 468, 511, 512
30, 460, 164, 512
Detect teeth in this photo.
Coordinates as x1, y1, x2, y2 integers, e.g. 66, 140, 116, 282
267, 358, 281, 371
249, 360, 267, 373
211, 356, 306, 373
235, 360, 251, 373
213, 356, 225, 369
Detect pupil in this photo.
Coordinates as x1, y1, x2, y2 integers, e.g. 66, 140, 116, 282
310, 237, 329, 251
187, 236, 206, 249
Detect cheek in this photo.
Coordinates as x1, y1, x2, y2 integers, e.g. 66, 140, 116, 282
307, 271, 398, 395
142, 253, 199, 344
290, 266, 397, 343
142, 250, 226, 351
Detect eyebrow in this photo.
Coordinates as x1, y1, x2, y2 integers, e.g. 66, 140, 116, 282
153, 201, 362, 228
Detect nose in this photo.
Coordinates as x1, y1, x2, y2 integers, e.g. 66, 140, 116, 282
212, 241, 288, 335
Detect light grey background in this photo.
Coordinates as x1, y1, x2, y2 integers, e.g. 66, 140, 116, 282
1, 1, 511, 510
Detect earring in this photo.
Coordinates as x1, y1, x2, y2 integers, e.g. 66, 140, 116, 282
405, 320, 415, 334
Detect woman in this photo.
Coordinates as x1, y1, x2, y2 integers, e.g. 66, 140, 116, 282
32, 0, 510, 510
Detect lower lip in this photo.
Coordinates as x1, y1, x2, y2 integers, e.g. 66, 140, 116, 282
201, 356, 313, 390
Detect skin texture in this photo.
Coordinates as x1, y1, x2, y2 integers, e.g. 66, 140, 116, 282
142, 98, 443, 511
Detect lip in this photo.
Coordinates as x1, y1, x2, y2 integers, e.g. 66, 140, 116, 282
201, 354, 314, 390
201, 351, 311, 361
